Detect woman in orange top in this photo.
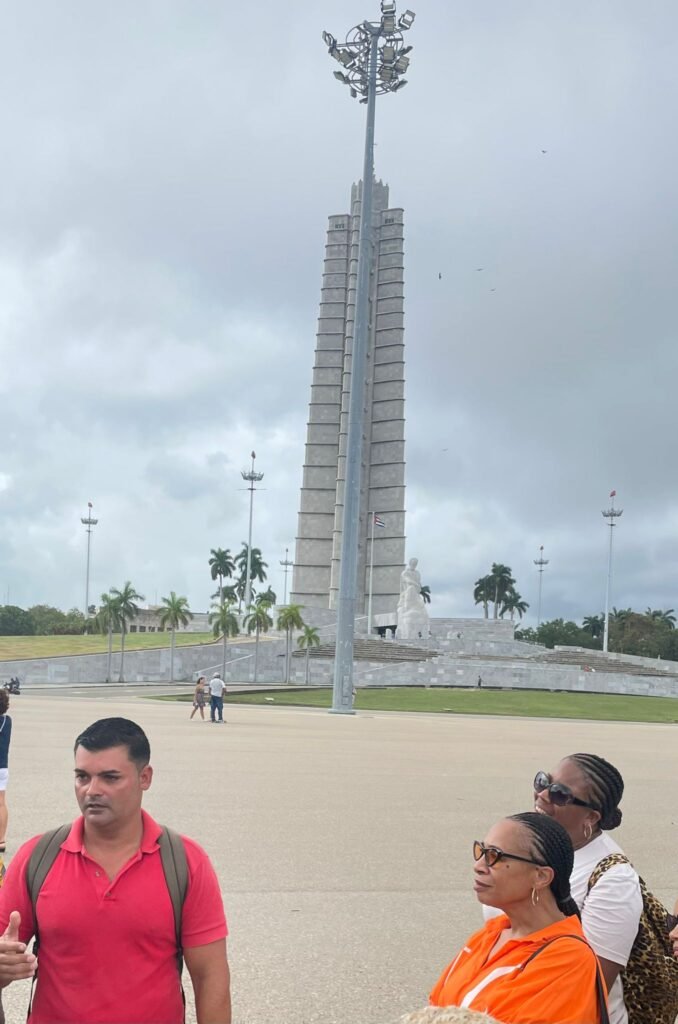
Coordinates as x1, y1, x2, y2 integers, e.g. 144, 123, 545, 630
430, 812, 608, 1024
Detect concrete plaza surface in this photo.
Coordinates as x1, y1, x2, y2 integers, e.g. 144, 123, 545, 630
1, 693, 677, 1024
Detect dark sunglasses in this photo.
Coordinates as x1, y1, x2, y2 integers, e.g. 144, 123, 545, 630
534, 770, 598, 810
473, 840, 546, 868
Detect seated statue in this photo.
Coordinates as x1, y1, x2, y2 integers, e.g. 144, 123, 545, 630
396, 557, 430, 641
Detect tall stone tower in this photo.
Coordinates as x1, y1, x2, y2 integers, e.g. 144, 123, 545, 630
290, 180, 406, 617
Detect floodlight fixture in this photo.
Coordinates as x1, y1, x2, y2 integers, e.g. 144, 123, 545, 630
381, 44, 396, 62
399, 10, 415, 28
392, 78, 408, 91
381, 0, 397, 13
322, 30, 337, 49
334, 70, 351, 83
382, 14, 396, 32
336, 49, 356, 67
379, 65, 395, 81
395, 54, 410, 73
400, 45, 413, 55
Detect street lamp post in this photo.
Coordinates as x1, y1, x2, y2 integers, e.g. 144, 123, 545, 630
279, 548, 294, 606
602, 490, 623, 653
241, 452, 264, 612
323, 1, 416, 715
533, 545, 549, 627
80, 502, 98, 617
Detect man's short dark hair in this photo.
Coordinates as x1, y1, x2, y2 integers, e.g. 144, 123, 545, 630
74, 717, 151, 768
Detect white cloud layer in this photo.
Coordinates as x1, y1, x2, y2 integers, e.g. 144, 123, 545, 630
0, 1, 676, 622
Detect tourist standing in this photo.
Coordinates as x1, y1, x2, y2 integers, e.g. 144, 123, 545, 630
430, 812, 606, 1023
190, 675, 207, 721
0, 716, 230, 1023
209, 673, 226, 723
0, 691, 12, 853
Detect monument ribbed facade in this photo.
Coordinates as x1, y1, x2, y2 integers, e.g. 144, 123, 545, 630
291, 179, 406, 616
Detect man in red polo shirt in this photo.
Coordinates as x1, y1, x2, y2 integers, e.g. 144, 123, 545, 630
0, 717, 231, 1024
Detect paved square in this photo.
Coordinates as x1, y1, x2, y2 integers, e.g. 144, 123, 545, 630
1, 693, 676, 1023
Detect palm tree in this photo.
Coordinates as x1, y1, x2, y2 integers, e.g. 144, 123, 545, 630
276, 604, 305, 684
645, 607, 676, 629
297, 625, 321, 685
582, 614, 604, 639
489, 564, 515, 619
159, 592, 193, 681
96, 592, 121, 683
611, 607, 632, 623
234, 544, 268, 609
499, 590, 529, 622
420, 585, 431, 605
209, 601, 240, 680
473, 576, 493, 619
243, 601, 273, 682
209, 548, 235, 606
256, 586, 277, 606
110, 582, 144, 682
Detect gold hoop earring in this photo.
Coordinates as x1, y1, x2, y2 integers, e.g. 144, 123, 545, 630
584, 822, 593, 841
531, 887, 540, 906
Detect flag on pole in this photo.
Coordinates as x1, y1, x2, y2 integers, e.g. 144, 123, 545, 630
609, 490, 616, 498
373, 514, 386, 528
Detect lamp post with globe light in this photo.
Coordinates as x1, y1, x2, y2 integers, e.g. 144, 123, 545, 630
323, 1, 416, 715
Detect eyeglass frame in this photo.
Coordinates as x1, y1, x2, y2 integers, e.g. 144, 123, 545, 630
473, 839, 547, 869
533, 770, 599, 810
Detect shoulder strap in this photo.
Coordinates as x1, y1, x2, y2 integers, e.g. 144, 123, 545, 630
26, 824, 72, 917
588, 852, 630, 891
519, 933, 610, 1024
158, 826, 189, 970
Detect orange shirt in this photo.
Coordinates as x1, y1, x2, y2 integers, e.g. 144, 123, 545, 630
430, 914, 605, 1024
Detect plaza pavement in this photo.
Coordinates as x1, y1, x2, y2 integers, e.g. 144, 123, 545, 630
1, 691, 676, 1024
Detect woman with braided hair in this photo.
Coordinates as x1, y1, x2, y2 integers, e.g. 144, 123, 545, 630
430, 812, 607, 1023
531, 753, 641, 1024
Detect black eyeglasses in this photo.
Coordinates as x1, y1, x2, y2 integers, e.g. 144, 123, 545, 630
534, 770, 598, 810
473, 840, 546, 868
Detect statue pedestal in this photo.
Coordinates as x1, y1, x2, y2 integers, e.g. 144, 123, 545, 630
397, 607, 430, 640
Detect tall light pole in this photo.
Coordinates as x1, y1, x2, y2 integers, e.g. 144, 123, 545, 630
80, 502, 98, 616
279, 547, 294, 606
241, 452, 264, 612
602, 490, 623, 653
533, 545, 549, 627
323, 1, 416, 715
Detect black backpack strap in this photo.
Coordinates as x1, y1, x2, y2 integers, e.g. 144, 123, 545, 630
519, 933, 610, 1024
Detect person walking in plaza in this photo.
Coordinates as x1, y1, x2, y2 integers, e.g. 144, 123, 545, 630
190, 675, 207, 721
430, 811, 607, 1023
0, 691, 12, 853
209, 672, 226, 723
0, 716, 231, 1024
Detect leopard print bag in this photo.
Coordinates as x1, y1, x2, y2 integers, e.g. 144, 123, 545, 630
588, 853, 678, 1024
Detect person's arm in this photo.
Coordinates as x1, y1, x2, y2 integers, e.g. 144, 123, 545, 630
580, 862, 642, 990
184, 939, 231, 1024
0, 913, 37, 988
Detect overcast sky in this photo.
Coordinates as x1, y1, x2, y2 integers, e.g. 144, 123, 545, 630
0, 1, 676, 624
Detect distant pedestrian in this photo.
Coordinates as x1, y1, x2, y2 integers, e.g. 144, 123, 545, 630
477, 675, 482, 689
209, 673, 226, 723
0, 691, 12, 852
190, 676, 207, 721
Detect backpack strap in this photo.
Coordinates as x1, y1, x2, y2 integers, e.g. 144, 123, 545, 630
519, 933, 610, 1024
587, 852, 631, 891
26, 824, 72, 930
158, 824, 189, 1003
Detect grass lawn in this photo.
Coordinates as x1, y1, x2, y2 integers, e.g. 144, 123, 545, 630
154, 686, 678, 723
0, 632, 219, 661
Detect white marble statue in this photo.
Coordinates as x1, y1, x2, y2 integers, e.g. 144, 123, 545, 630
396, 557, 430, 640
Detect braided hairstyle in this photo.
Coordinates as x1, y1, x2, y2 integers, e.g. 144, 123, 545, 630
509, 811, 580, 918
567, 753, 624, 830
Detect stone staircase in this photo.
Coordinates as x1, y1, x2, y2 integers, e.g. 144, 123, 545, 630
533, 648, 678, 678
292, 638, 437, 662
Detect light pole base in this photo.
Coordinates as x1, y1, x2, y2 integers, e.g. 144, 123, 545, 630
329, 707, 356, 716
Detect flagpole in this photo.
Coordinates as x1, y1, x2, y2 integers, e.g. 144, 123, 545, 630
367, 511, 375, 636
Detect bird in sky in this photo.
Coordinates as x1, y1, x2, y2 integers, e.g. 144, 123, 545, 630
438, 272, 442, 279
541, 149, 548, 154
475, 267, 484, 272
